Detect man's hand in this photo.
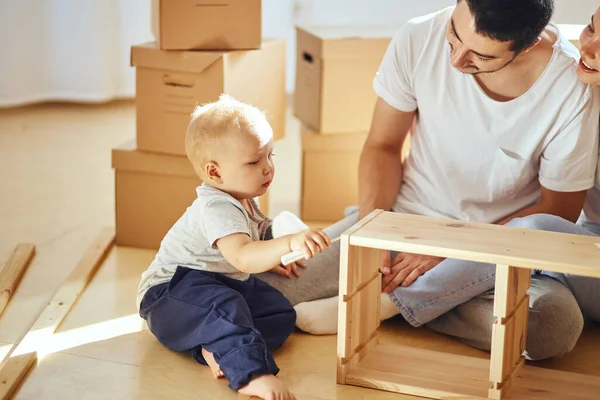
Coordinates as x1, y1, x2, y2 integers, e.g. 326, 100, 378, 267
269, 260, 306, 279
382, 253, 445, 293
380, 250, 393, 275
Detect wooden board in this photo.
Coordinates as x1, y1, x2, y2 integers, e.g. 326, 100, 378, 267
0, 244, 35, 317
493, 265, 531, 319
345, 343, 491, 399
0, 353, 36, 400
349, 211, 600, 278
490, 296, 529, 383
344, 343, 600, 400
337, 209, 383, 383
0, 228, 115, 400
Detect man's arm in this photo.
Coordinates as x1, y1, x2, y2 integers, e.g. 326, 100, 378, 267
358, 97, 415, 219
496, 186, 587, 225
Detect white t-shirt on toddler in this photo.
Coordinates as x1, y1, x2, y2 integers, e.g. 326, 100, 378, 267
136, 183, 272, 309
373, 6, 600, 224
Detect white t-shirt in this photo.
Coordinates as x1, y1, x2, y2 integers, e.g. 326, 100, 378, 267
136, 184, 271, 309
582, 153, 600, 232
374, 7, 600, 224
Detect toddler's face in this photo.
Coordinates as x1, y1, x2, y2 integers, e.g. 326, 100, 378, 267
212, 130, 275, 200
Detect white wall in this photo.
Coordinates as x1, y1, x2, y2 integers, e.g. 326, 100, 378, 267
555, 0, 598, 24
294, 0, 454, 26
293, 0, 598, 25
262, 0, 297, 93
1, 1, 595, 105
266, 0, 599, 93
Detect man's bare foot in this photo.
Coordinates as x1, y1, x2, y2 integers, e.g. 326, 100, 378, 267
238, 374, 296, 400
201, 348, 224, 378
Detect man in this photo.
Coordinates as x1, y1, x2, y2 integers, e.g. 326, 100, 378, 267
259, 0, 599, 360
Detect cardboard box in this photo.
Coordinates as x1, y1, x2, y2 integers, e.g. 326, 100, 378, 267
131, 39, 286, 156
112, 141, 270, 249
294, 25, 395, 134
151, 0, 261, 50
301, 129, 367, 222
301, 127, 410, 222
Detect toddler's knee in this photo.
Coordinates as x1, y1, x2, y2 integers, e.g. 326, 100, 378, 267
506, 213, 566, 232
283, 304, 297, 329
277, 300, 298, 337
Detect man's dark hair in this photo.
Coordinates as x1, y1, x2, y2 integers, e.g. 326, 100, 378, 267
460, 0, 554, 53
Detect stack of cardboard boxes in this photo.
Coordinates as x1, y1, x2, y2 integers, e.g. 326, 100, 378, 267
294, 25, 410, 224
112, 0, 286, 249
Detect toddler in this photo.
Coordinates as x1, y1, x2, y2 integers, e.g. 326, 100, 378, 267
137, 94, 331, 400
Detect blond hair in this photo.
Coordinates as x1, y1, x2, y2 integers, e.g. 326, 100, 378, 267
185, 94, 273, 179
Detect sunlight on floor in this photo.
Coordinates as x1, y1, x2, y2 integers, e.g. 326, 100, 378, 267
9, 314, 145, 360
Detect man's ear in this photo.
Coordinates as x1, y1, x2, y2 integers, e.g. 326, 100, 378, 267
519, 37, 542, 54
205, 161, 223, 184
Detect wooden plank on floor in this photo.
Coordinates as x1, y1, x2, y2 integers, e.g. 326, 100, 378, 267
0, 244, 35, 317
0, 353, 36, 400
0, 228, 115, 400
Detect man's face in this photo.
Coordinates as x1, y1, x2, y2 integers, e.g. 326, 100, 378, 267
447, 1, 519, 75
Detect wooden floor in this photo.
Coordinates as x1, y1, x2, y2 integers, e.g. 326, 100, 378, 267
0, 101, 598, 399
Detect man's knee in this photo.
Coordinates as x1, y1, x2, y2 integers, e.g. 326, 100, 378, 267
524, 276, 584, 360
506, 213, 568, 232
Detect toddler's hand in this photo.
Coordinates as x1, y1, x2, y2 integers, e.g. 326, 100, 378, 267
289, 229, 331, 259
269, 260, 306, 279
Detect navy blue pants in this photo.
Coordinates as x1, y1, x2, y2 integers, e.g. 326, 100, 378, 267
139, 266, 296, 391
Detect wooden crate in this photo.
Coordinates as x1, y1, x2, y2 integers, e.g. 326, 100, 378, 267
336, 210, 600, 400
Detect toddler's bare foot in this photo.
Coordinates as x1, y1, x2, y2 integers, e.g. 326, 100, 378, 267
202, 348, 224, 378
238, 374, 296, 400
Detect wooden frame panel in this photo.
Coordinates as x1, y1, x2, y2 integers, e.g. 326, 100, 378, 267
337, 210, 600, 400
337, 210, 383, 383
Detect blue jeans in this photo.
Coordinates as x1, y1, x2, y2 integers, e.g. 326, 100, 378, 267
140, 267, 296, 391
386, 213, 600, 327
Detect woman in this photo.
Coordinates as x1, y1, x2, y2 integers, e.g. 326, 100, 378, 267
532, 8, 600, 324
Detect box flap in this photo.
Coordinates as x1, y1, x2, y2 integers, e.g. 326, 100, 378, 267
131, 42, 224, 73
296, 25, 395, 59
112, 140, 197, 177
301, 127, 367, 152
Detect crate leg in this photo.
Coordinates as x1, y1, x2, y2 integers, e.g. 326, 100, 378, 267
489, 265, 531, 399
337, 242, 381, 384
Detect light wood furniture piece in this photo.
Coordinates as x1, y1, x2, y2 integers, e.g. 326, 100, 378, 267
337, 210, 600, 400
